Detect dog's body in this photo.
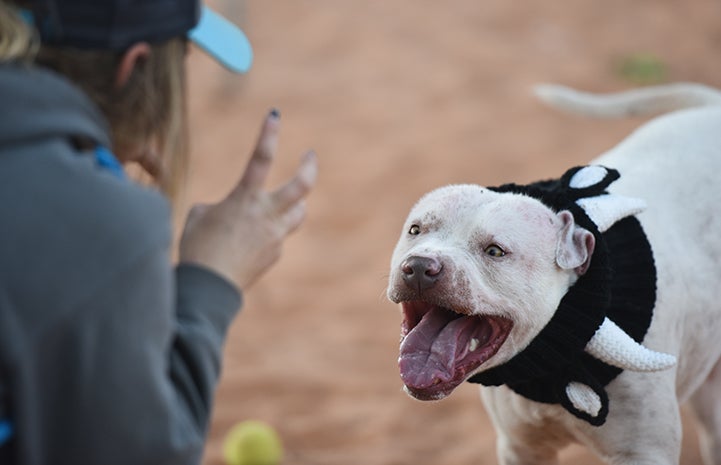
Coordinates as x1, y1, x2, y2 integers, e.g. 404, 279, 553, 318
387, 84, 721, 465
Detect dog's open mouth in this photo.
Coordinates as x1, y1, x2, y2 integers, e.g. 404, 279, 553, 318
398, 301, 513, 401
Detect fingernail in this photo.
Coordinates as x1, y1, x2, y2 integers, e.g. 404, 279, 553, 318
304, 149, 317, 162
269, 108, 281, 119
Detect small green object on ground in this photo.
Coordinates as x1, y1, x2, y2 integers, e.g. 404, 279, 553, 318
617, 53, 668, 85
223, 420, 284, 465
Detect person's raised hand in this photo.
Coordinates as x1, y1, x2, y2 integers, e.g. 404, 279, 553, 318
179, 109, 317, 290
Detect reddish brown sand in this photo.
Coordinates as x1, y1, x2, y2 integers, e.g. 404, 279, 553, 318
184, 1, 721, 464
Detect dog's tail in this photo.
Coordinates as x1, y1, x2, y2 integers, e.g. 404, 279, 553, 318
534, 82, 721, 118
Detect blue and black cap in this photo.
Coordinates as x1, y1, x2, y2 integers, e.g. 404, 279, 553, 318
20, 0, 253, 73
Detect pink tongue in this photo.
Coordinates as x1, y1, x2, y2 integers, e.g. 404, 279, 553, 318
399, 306, 487, 392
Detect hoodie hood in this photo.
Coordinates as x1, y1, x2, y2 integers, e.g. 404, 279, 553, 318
0, 64, 111, 150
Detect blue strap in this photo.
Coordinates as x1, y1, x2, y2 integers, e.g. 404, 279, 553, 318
94, 146, 125, 179
18, 9, 34, 25
0, 419, 12, 445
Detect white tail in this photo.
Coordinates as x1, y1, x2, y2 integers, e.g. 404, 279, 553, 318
534, 83, 721, 119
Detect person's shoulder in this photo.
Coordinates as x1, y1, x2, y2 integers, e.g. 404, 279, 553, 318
68, 153, 172, 243
0, 139, 172, 273
9, 140, 167, 222
0, 139, 175, 317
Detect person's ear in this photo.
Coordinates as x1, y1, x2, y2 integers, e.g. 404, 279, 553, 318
114, 42, 151, 89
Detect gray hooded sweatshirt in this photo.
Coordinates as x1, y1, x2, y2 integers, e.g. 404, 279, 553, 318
0, 64, 242, 464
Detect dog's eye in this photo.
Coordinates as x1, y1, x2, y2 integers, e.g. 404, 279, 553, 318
408, 224, 421, 235
485, 244, 505, 257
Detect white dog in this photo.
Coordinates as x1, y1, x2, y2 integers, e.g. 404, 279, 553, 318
387, 83, 721, 465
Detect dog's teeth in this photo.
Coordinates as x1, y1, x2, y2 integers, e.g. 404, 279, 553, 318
469, 338, 480, 352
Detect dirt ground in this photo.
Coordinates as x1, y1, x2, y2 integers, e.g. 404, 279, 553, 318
183, 1, 721, 464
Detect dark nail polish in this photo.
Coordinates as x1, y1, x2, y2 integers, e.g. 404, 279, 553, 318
269, 108, 280, 119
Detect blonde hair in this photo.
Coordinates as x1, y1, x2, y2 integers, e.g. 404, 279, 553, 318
0, 1, 37, 62
0, 1, 188, 203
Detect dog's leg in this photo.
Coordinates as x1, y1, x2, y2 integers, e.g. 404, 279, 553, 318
495, 433, 562, 465
481, 388, 567, 465
690, 358, 721, 465
584, 374, 682, 465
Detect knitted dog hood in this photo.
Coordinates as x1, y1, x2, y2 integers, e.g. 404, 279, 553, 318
468, 165, 676, 426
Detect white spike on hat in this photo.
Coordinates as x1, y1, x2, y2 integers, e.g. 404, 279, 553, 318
584, 318, 676, 371
576, 195, 647, 233
569, 165, 647, 233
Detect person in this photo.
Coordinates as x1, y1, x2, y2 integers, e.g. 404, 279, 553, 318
0, 0, 318, 464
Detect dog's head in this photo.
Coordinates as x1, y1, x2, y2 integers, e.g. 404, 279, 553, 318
387, 184, 595, 401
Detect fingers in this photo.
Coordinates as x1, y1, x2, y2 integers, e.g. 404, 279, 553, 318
271, 150, 318, 212
280, 200, 307, 235
226, 110, 316, 237
233, 109, 281, 196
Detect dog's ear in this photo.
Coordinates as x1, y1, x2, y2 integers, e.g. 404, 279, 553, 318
555, 211, 595, 275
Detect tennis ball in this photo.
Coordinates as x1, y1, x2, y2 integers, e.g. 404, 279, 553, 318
223, 420, 284, 465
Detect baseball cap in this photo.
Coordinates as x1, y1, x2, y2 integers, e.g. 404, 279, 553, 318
20, 0, 253, 73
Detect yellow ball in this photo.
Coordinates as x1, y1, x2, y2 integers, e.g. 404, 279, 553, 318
223, 420, 284, 465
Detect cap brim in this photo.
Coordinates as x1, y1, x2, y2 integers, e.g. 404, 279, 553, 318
189, 6, 253, 74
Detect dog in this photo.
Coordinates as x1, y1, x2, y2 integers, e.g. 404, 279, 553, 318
387, 83, 721, 465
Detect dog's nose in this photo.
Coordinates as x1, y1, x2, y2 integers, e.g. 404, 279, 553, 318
401, 256, 443, 292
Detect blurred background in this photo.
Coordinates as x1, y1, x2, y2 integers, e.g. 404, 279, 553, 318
186, 1, 721, 464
